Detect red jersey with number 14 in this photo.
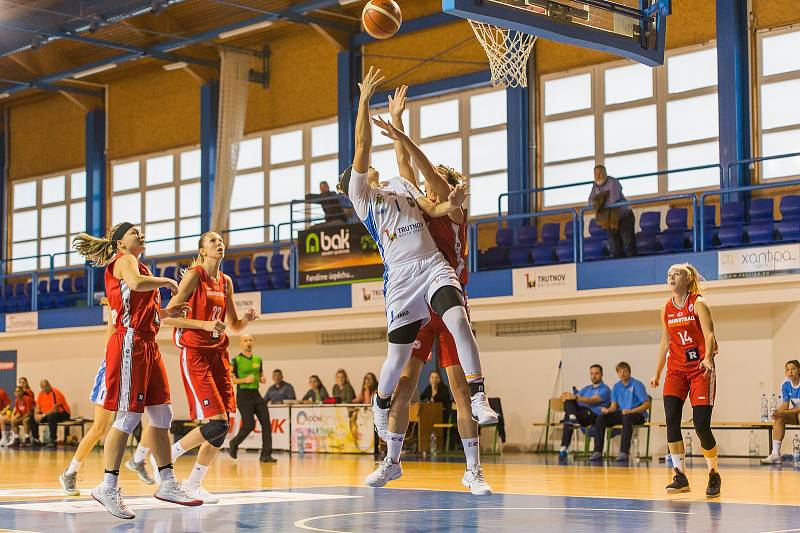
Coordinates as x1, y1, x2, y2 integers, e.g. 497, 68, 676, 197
424, 211, 468, 287
105, 253, 161, 335
664, 292, 707, 372
174, 266, 229, 350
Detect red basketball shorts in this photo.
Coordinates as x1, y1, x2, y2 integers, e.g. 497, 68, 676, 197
180, 346, 235, 420
411, 310, 459, 368
104, 330, 170, 413
663, 364, 716, 407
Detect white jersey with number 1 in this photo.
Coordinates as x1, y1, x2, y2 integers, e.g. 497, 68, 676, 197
349, 170, 439, 267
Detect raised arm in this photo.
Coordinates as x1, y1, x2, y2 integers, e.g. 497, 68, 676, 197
224, 276, 260, 333
388, 85, 416, 185
416, 183, 470, 218
353, 66, 384, 174
650, 307, 670, 389
114, 253, 177, 293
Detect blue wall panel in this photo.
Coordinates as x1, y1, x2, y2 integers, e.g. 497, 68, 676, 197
469, 269, 513, 298
262, 285, 352, 314
38, 306, 104, 329
578, 251, 719, 290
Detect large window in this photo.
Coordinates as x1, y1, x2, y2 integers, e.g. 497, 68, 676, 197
541, 44, 720, 207
758, 28, 800, 180
10, 170, 86, 272
110, 148, 202, 257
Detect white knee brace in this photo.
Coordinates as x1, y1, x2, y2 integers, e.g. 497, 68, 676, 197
145, 403, 173, 429
112, 410, 143, 434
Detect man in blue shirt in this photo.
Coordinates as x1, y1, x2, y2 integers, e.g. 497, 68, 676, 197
558, 364, 611, 461
588, 165, 637, 258
762, 359, 800, 464
590, 361, 650, 462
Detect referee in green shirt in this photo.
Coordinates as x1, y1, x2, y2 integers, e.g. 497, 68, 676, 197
229, 334, 276, 462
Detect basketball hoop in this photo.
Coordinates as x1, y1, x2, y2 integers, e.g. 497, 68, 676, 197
468, 20, 537, 88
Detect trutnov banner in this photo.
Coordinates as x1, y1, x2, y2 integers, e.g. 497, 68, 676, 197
297, 223, 383, 287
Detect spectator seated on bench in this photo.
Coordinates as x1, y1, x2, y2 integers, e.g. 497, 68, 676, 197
762, 359, 800, 464
590, 362, 650, 463
558, 364, 611, 462
30, 379, 71, 448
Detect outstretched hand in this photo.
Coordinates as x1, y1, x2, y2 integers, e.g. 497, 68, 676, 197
244, 307, 260, 321
388, 85, 408, 118
163, 301, 191, 319
448, 183, 470, 207
371, 116, 403, 141
358, 66, 384, 100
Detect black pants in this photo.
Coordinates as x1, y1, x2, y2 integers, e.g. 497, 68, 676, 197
30, 411, 70, 442
560, 399, 597, 447
230, 389, 273, 457
593, 411, 646, 454
608, 210, 637, 258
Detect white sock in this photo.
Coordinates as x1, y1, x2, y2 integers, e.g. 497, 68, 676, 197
171, 441, 186, 461
441, 306, 482, 382
559, 445, 568, 453
133, 443, 149, 464
386, 432, 404, 464
12, 432, 18, 439
377, 342, 414, 398
773, 439, 782, 455
705, 453, 718, 472
670, 453, 685, 472
159, 466, 176, 483
187, 463, 209, 488
65, 458, 81, 476
462, 438, 480, 470
102, 471, 119, 489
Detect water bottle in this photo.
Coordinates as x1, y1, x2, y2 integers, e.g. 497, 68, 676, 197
632, 435, 640, 464
748, 430, 757, 457
297, 431, 305, 457
761, 394, 769, 422
793, 434, 800, 467
665, 453, 673, 468
770, 394, 778, 421
430, 431, 438, 457
684, 432, 693, 461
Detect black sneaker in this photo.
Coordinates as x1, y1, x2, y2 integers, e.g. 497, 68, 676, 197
260, 455, 277, 463
706, 469, 721, 498
228, 443, 238, 460
666, 468, 690, 494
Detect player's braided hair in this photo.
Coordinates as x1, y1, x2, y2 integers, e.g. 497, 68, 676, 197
72, 222, 134, 267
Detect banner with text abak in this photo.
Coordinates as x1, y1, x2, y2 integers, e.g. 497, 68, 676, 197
512, 263, 577, 298
297, 223, 383, 287
718, 243, 800, 279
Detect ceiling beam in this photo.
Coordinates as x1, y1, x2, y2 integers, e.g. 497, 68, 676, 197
5, 53, 103, 107
209, 0, 353, 31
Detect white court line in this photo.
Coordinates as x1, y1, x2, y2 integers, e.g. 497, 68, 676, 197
294, 506, 694, 533
0, 491, 359, 514
758, 529, 800, 533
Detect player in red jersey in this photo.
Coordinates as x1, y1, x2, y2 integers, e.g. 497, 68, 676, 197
73, 222, 201, 519
159, 231, 260, 503
651, 263, 721, 498
364, 87, 491, 495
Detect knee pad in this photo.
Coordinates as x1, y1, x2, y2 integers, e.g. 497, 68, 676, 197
692, 406, 716, 450
430, 285, 464, 316
112, 411, 143, 434
145, 403, 173, 429
387, 320, 423, 345
663, 396, 685, 443
200, 418, 229, 447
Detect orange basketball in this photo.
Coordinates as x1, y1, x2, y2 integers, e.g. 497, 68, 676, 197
362, 0, 402, 40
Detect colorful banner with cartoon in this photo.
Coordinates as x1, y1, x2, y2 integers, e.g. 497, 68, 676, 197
291, 405, 375, 454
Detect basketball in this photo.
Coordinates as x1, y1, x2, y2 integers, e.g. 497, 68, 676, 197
362, 0, 402, 40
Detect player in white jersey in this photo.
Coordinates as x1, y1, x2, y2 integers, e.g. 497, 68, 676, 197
337, 67, 498, 454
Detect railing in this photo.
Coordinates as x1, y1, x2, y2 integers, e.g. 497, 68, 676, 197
699, 178, 800, 251
498, 163, 724, 219
726, 151, 800, 185
578, 193, 699, 261
468, 208, 579, 271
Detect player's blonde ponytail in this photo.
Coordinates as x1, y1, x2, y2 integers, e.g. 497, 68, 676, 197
72, 222, 134, 267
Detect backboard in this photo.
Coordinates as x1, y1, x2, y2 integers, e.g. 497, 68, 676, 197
443, 0, 671, 66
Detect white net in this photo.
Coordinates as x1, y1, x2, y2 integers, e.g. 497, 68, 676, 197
468, 20, 537, 88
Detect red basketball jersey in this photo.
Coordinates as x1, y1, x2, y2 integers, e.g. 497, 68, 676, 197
105, 253, 161, 335
174, 266, 228, 350
663, 292, 707, 371
425, 211, 468, 287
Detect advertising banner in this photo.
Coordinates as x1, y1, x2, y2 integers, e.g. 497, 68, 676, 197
718, 244, 800, 279
511, 263, 577, 298
223, 405, 290, 451
351, 281, 385, 308
291, 405, 374, 454
297, 224, 383, 287
5, 312, 38, 332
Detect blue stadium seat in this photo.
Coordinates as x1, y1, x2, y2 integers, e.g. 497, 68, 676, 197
37, 280, 52, 310
237, 257, 255, 292
496, 228, 514, 248
716, 202, 745, 248
269, 252, 290, 289
747, 198, 775, 245
516, 225, 537, 247
583, 219, 609, 261
532, 223, 560, 265
0, 286, 6, 314
253, 256, 270, 291
509, 225, 537, 267
660, 208, 691, 253
481, 228, 514, 270
163, 266, 177, 281
636, 211, 662, 255
51, 278, 66, 308
777, 195, 800, 242
555, 221, 574, 263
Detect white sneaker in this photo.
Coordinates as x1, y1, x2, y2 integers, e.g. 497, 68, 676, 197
470, 392, 499, 425
91, 484, 135, 520
154, 479, 203, 506
59, 470, 80, 496
0, 435, 11, 447
125, 458, 155, 485
372, 395, 389, 442
761, 451, 783, 464
184, 482, 220, 504
364, 457, 402, 488
462, 466, 492, 496
149, 454, 161, 484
